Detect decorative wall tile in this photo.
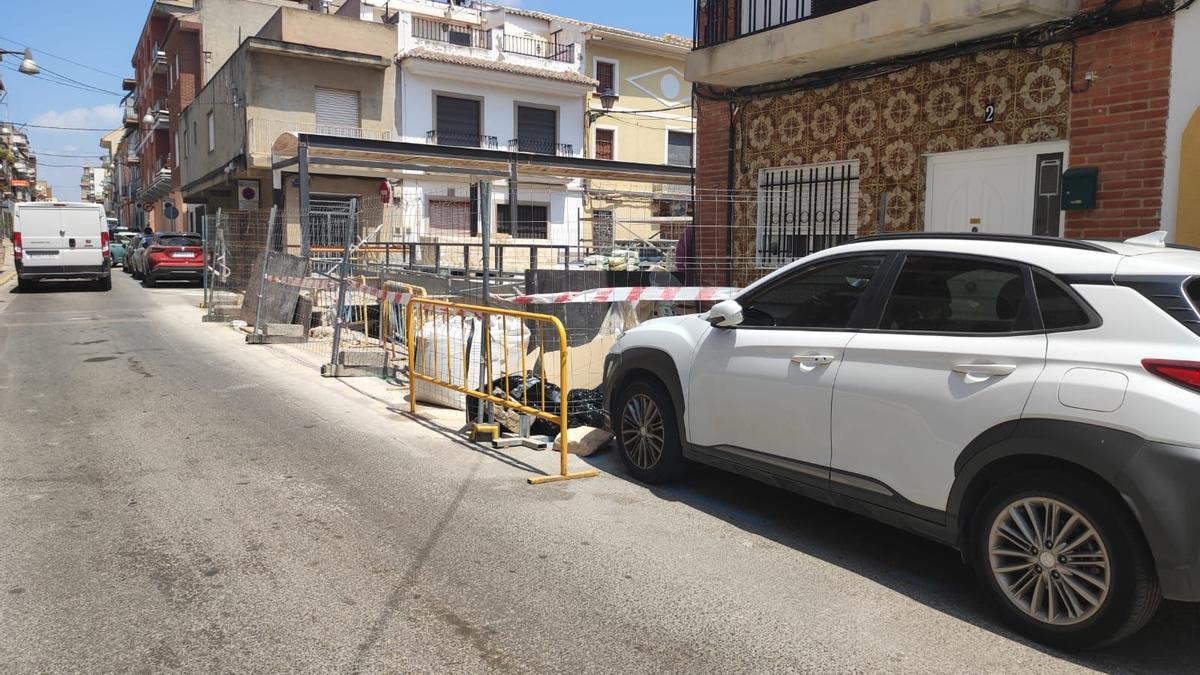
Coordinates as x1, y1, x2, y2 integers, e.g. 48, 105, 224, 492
733, 43, 1072, 277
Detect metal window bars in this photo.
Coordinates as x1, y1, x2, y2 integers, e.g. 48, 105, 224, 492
756, 162, 859, 267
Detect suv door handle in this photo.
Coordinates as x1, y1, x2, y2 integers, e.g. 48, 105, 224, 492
953, 363, 1017, 378
791, 354, 836, 365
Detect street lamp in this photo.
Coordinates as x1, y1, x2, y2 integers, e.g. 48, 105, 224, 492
0, 48, 39, 98
142, 112, 155, 126
0, 48, 40, 75
588, 88, 619, 122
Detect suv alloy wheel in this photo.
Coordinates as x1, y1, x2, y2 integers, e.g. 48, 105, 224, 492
973, 473, 1161, 650
613, 378, 686, 483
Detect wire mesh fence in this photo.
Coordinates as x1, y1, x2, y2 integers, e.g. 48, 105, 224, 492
196, 171, 869, 438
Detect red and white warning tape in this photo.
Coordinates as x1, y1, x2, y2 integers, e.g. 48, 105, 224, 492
513, 286, 740, 305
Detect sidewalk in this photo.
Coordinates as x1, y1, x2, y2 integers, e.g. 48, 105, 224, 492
0, 238, 14, 287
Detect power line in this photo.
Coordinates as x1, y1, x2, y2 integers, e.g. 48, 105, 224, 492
0, 35, 125, 79
7, 122, 117, 132
1, 64, 122, 97
36, 64, 123, 96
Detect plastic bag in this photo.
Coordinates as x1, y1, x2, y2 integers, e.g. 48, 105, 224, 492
468, 374, 608, 435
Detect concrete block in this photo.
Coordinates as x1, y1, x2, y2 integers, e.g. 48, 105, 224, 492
338, 350, 386, 368
265, 323, 304, 337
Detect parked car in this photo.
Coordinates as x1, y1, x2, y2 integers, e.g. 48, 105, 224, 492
141, 232, 204, 287
126, 235, 153, 279
109, 232, 139, 268
11, 201, 112, 291
603, 232, 1200, 649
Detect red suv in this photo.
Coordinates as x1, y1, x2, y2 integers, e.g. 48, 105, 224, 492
142, 232, 204, 287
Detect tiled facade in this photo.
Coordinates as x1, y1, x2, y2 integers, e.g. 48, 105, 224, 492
728, 45, 1074, 285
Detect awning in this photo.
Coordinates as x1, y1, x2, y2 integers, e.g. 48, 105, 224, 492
271, 133, 695, 185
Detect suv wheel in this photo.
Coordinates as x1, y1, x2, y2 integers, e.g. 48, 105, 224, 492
973, 474, 1161, 650
613, 378, 686, 484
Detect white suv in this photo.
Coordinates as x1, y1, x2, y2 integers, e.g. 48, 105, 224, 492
603, 233, 1200, 649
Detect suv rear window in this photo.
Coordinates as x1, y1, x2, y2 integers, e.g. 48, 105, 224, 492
157, 235, 201, 246
1189, 279, 1199, 310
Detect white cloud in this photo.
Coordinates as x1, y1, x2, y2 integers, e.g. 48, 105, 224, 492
30, 104, 121, 130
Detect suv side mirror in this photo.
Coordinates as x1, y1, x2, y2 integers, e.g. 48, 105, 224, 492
707, 299, 744, 328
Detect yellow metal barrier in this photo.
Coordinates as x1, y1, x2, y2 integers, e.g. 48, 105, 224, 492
405, 297, 600, 485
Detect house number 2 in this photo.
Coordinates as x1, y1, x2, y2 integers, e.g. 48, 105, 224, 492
983, 103, 996, 124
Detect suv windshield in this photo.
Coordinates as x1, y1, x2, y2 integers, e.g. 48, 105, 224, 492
157, 235, 201, 247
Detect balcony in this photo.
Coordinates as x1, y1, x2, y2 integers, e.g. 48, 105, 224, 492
502, 34, 575, 64
426, 130, 498, 149
152, 47, 168, 74
124, 105, 140, 129
150, 101, 170, 130
412, 16, 492, 50
137, 158, 172, 202
688, 0, 1080, 87
507, 138, 573, 156
245, 118, 392, 168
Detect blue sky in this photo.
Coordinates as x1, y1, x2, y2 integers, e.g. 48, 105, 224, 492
1, 0, 693, 201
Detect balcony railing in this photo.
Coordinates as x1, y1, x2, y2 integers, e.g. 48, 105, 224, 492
507, 138, 572, 156
694, 0, 873, 47
246, 118, 392, 166
426, 130, 498, 149
412, 16, 491, 50
502, 34, 575, 63
124, 105, 140, 128
152, 47, 168, 73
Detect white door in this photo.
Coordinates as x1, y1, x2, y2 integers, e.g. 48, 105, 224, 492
831, 254, 1047, 511
687, 255, 888, 476
925, 142, 1067, 235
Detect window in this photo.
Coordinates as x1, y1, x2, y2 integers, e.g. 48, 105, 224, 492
881, 256, 1033, 334
497, 203, 548, 239
595, 128, 614, 160
314, 87, 361, 132
1188, 279, 1199, 310
667, 130, 693, 167
428, 199, 471, 233
435, 95, 481, 147
206, 112, 215, 152
595, 60, 616, 95
182, 129, 188, 159
1035, 273, 1093, 330
757, 161, 859, 267
174, 133, 179, 166
192, 120, 197, 145
592, 209, 614, 248
516, 105, 557, 154
740, 256, 884, 329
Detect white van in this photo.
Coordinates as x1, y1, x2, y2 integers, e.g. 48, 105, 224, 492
12, 201, 112, 291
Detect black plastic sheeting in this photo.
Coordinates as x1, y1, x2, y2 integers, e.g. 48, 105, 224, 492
467, 375, 609, 436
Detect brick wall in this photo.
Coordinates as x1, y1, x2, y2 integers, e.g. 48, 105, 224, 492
695, 97, 732, 286
1066, 8, 1174, 238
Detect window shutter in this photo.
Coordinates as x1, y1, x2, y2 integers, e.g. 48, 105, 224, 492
667, 131, 693, 167
435, 96, 481, 145
595, 129, 614, 160
516, 106, 556, 152
596, 62, 615, 94
314, 87, 360, 132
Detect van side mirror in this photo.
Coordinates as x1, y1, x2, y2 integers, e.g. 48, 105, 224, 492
706, 299, 744, 328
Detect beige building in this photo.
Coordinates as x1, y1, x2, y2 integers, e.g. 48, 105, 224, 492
581, 23, 694, 256
178, 6, 395, 240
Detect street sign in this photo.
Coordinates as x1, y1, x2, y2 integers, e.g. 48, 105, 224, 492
164, 201, 179, 220
143, 203, 154, 212
379, 179, 393, 204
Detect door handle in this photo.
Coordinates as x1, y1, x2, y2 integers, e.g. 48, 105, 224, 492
953, 363, 1017, 380
791, 354, 836, 365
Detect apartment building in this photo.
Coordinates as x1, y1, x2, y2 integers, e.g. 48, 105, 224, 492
0, 124, 37, 204
79, 166, 108, 204
688, 0, 1200, 286
119, 0, 306, 232
581, 20, 693, 254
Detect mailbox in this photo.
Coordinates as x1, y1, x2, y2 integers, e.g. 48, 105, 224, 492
1062, 167, 1099, 211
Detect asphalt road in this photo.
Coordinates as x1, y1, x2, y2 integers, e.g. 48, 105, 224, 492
1, 272, 1198, 674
